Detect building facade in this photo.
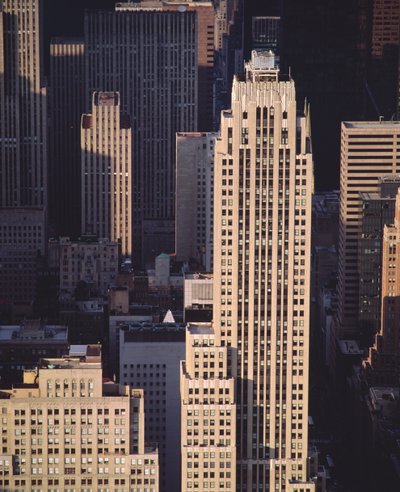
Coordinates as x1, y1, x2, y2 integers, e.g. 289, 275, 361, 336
0, 0, 47, 209
0, 208, 45, 305
50, 236, 119, 298
338, 121, 400, 338
367, 189, 400, 385
85, 6, 197, 265
81, 92, 132, 257
181, 50, 318, 491
358, 175, 400, 345
371, 0, 400, 58
175, 132, 216, 271
49, 38, 85, 238
180, 323, 236, 492
0, 320, 68, 387
119, 324, 185, 492
0, 345, 159, 492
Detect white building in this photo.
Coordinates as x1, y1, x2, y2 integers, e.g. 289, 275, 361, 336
119, 323, 185, 492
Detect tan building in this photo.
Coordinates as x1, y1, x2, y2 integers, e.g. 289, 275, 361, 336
49, 38, 85, 238
338, 121, 400, 338
0, 345, 158, 492
175, 132, 217, 271
181, 50, 319, 491
367, 189, 400, 385
180, 323, 236, 492
0, 0, 47, 209
81, 91, 132, 257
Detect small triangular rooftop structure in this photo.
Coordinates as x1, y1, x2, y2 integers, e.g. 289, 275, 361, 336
163, 310, 175, 323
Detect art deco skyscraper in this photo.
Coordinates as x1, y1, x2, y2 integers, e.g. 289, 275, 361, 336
0, 0, 47, 208
181, 51, 318, 492
81, 92, 132, 257
85, 6, 197, 266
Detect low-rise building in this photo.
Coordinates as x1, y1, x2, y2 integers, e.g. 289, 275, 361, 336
0, 320, 68, 387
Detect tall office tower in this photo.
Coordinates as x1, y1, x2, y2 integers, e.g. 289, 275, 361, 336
0, 208, 45, 305
338, 121, 400, 339
81, 92, 132, 257
0, 345, 159, 492
251, 16, 280, 53
367, 189, 400, 385
181, 323, 236, 492
0, 0, 47, 209
182, 50, 317, 491
175, 132, 216, 271
49, 38, 85, 238
358, 175, 400, 345
85, 6, 197, 266
371, 0, 400, 58
119, 324, 185, 491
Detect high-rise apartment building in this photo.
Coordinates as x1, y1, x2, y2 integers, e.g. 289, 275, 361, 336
371, 0, 400, 58
0, 345, 159, 492
81, 92, 132, 256
181, 50, 318, 491
0, 0, 47, 209
175, 132, 216, 271
49, 38, 85, 238
181, 323, 236, 492
338, 121, 400, 338
85, 6, 197, 265
358, 175, 400, 344
367, 189, 400, 385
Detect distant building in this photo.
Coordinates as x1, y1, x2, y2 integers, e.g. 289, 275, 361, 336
0, 208, 45, 306
251, 16, 280, 52
358, 175, 400, 344
367, 189, 400, 385
81, 91, 132, 257
85, 4, 197, 265
0, 0, 47, 209
371, 0, 400, 58
338, 121, 400, 338
184, 272, 213, 322
0, 320, 68, 387
175, 132, 216, 271
49, 38, 85, 238
50, 236, 119, 297
0, 345, 159, 492
119, 323, 185, 492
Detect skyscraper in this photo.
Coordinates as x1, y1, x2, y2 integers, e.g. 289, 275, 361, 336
338, 121, 400, 338
175, 132, 216, 271
81, 92, 132, 257
0, 0, 47, 209
181, 51, 318, 491
49, 38, 85, 238
371, 0, 400, 58
85, 6, 197, 266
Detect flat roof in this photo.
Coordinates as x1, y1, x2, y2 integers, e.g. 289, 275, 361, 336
343, 121, 400, 129
339, 339, 363, 355
0, 324, 68, 342
188, 323, 213, 335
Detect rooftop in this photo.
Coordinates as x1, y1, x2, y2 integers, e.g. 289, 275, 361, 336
188, 323, 214, 335
343, 121, 400, 129
0, 321, 68, 342
339, 339, 364, 356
